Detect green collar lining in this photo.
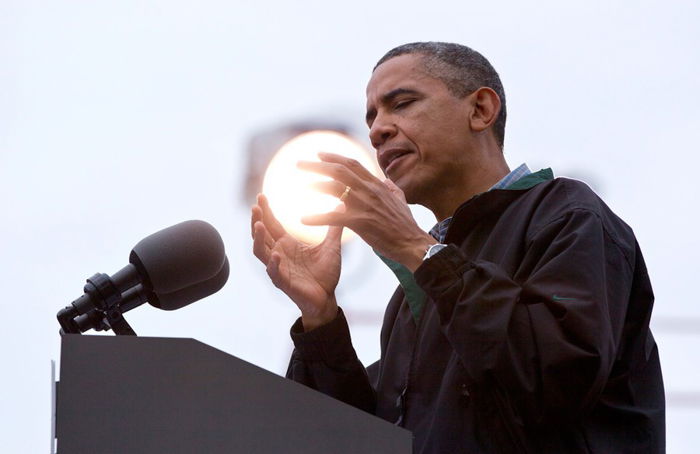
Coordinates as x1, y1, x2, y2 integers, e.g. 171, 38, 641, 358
504, 167, 553, 190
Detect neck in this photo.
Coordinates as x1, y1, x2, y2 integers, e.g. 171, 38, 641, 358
428, 154, 510, 221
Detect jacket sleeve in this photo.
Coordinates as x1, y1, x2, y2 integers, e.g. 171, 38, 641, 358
414, 207, 633, 424
285, 308, 376, 413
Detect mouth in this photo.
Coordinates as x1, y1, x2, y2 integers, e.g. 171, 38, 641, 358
379, 148, 413, 175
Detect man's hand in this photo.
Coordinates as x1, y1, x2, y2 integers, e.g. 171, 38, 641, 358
299, 152, 436, 272
251, 194, 341, 331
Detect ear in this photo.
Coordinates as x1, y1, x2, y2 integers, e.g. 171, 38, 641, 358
468, 87, 501, 133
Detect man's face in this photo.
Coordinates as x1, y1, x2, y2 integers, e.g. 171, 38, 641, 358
365, 54, 476, 205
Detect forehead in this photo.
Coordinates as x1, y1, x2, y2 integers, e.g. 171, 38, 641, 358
366, 54, 444, 104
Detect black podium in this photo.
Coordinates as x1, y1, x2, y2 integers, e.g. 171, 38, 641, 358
54, 335, 411, 453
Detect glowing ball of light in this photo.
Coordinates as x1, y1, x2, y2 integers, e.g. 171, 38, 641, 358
262, 130, 380, 244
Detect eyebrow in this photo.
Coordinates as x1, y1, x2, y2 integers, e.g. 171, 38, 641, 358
366, 88, 421, 126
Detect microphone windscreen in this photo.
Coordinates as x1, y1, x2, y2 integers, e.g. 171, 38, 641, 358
149, 257, 229, 310
129, 220, 226, 294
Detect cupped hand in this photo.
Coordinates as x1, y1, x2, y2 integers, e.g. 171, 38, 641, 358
251, 194, 341, 330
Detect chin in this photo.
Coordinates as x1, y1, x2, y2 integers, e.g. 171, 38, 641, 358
397, 182, 418, 204
390, 175, 407, 190
389, 172, 421, 204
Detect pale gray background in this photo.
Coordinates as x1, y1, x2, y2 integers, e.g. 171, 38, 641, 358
1, 0, 698, 452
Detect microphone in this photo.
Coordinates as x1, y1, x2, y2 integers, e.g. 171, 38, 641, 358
57, 220, 228, 335
130, 220, 226, 294
150, 257, 230, 311
71, 258, 230, 333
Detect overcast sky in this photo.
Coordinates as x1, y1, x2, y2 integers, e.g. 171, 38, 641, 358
1, 1, 699, 452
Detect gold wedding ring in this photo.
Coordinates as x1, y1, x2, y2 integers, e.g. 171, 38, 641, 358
339, 185, 351, 202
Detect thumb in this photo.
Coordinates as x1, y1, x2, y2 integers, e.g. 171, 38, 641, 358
323, 224, 344, 245
382, 178, 406, 202
323, 203, 346, 245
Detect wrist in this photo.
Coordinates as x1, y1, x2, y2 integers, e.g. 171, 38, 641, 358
301, 297, 338, 332
402, 236, 440, 273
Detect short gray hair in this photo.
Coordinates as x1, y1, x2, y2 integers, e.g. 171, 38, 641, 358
375, 42, 507, 149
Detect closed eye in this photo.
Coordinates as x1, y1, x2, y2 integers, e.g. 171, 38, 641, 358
395, 99, 415, 110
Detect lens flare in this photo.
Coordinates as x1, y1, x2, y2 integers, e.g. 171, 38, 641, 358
262, 130, 380, 244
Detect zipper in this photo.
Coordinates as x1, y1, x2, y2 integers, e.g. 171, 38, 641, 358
396, 297, 430, 426
492, 385, 530, 453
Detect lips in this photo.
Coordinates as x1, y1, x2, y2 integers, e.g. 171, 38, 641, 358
379, 148, 412, 175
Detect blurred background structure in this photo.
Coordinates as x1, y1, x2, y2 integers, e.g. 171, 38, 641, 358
1, 1, 699, 452
242, 121, 357, 205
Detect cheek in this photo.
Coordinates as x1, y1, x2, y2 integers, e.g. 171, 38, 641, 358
401, 108, 470, 157
401, 113, 442, 145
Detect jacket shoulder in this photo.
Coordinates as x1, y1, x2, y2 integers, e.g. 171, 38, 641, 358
526, 177, 637, 259
531, 177, 605, 214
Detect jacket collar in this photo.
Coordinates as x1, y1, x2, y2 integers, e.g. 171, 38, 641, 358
444, 168, 554, 244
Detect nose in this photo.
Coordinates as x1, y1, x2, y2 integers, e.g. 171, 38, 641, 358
369, 114, 397, 149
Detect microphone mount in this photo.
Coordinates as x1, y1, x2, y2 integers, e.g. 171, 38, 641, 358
57, 272, 144, 336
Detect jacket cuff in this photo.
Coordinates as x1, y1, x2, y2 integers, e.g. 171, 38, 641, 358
289, 307, 356, 363
414, 244, 474, 311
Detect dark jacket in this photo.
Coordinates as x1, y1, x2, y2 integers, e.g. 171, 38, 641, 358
287, 174, 665, 453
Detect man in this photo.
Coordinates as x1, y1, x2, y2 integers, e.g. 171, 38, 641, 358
251, 42, 664, 453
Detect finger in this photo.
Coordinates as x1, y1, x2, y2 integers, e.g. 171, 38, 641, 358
382, 178, 407, 203
323, 224, 344, 246
310, 180, 348, 199
252, 221, 273, 264
266, 252, 286, 291
321, 202, 346, 244
257, 193, 287, 240
301, 211, 346, 226
317, 152, 378, 182
296, 160, 363, 188
251, 204, 263, 239
255, 219, 275, 248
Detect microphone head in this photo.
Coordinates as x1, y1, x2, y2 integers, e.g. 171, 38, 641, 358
129, 220, 226, 294
148, 257, 229, 310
